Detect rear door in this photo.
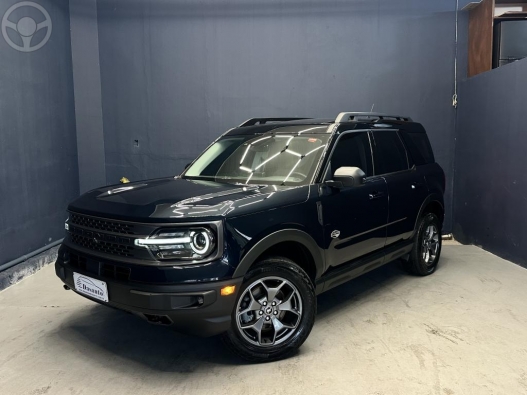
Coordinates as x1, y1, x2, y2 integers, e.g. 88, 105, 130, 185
320, 131, 388, 268
370, 130, 428, 246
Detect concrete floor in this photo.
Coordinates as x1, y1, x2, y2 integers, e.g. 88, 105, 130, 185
2, 245, 527, 395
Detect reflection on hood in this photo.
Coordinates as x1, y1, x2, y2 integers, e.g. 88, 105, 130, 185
165, 187, 282, 218
69, 177, 308, 222
171, 200, 236, 218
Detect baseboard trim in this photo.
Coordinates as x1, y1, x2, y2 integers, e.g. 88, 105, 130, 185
0, 246, 60, 292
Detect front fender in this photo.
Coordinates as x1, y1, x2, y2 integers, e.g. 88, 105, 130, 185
232, 229, 325, 279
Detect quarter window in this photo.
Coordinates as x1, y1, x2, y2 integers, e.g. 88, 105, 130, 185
372, 131, 409, 175
399, 131, 435, 166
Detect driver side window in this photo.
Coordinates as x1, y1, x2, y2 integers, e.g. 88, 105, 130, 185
327, 132, 373, 178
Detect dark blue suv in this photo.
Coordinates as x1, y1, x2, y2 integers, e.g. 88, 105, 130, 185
55, 112, 445, 362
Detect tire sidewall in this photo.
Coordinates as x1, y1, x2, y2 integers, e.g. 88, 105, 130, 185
225, 258, 316, 360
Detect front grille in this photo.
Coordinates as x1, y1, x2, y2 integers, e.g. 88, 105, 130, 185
67, 213, 159, 261
70, 213, 136, 235
71, 233, 134, 257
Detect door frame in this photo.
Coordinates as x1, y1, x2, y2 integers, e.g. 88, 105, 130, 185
317, 129, 389, 268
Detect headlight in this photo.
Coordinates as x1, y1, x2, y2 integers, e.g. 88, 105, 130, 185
135, 227, 216, 260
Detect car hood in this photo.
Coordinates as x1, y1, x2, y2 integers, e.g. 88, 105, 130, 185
68, 177, 310, 222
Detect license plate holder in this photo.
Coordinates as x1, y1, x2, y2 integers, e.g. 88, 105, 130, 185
73, 272, 109, 303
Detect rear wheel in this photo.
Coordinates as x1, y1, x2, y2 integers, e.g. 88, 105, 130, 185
403, 213, 442, 276
221, 257, 316, 362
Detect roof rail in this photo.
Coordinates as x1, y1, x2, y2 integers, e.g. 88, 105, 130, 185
335, 112, 413, 123
238, 118, 312, 127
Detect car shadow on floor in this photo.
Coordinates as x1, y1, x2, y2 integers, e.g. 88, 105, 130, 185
51, 304, 244, 370
50, 259, 413, 371
317, 259, 412, 319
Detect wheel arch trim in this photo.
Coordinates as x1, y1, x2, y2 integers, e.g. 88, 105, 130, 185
413, 194, 445, 237
233, 229, 325, 279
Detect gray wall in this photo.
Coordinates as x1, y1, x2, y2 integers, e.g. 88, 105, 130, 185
453, 58, 527, 267
97, 0, 468, 232
70, 0, 106, 193
0, 0, 78, 265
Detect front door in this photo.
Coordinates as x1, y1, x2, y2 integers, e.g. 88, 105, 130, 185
320, 132, 388, 269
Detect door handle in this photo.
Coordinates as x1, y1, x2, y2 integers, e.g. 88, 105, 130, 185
411, 182, 424, 190
369, 191, 384, 200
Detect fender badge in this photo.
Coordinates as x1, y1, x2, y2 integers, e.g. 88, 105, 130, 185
331, 230, 340, 239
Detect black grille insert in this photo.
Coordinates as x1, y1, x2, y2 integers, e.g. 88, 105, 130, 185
70, 213, 136, 235
69, 253, 87, 271
101, 263, 131, 281
71, 233, 134, 257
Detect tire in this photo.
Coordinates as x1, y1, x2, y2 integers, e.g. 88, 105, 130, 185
403, 213, 442, 276
221, 257, 316, 362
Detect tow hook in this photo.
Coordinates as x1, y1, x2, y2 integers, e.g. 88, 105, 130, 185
63, 285, 70, 291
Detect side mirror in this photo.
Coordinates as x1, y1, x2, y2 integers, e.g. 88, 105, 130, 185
326, 167, 365, 188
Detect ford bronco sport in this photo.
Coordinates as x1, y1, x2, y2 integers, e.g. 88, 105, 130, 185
55, 112, 445, 362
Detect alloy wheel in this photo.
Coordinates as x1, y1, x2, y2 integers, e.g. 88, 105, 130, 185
422, 224, 439, 265
236, 276, 303, 347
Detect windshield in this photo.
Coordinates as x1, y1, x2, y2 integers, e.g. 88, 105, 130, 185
184, 132, 329, 186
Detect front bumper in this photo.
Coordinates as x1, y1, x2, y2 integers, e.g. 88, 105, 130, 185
55, 259, 243, 337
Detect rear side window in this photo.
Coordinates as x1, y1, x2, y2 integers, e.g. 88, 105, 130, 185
399, 131, 435, 166
371, 131, 409, 175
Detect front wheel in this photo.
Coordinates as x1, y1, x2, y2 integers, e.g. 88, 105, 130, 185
221, 257, 316, 362
403, 213, 442, 276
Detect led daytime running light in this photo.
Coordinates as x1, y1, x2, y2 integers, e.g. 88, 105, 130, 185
135, 237, 191, 246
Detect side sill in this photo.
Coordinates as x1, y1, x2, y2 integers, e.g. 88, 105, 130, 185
315, 241, 413, 295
